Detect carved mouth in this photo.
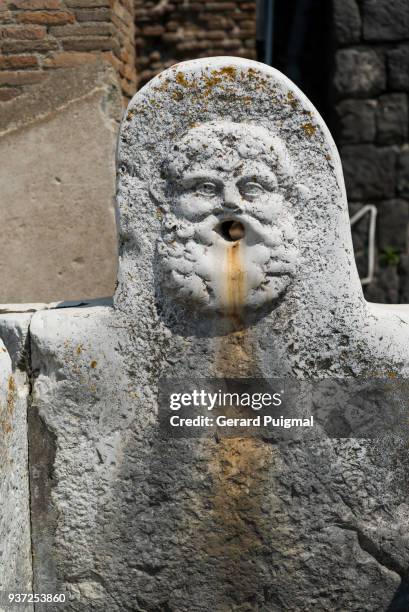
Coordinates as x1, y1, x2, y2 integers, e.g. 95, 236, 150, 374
215, 219, 246, 242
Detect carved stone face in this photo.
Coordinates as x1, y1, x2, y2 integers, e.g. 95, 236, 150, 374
157, 122, 299, 315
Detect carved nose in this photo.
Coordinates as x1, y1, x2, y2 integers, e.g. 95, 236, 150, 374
223, 185, 242, 212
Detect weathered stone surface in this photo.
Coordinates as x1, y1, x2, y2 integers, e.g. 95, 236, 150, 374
334, 48, 386, 97
0, 314, 32, 608
376, 93, 408, 145
16, 57, 409, 611
333, 0, 361, 45
335, 99, 376, 144
388, 45, 409, 91
377, 199, 409, 253
0, 60, 121, 303
341, 144, 396, 200
397, 146, 409, 198
362, 0, 409, 41
0, 297, 113, 606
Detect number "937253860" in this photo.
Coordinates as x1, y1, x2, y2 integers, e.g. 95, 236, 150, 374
6, 593, 66, 604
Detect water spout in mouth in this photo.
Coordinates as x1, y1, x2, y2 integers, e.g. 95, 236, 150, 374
217, 220, 246, 242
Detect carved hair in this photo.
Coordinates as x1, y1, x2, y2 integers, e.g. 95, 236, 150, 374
162, 121, 296, 188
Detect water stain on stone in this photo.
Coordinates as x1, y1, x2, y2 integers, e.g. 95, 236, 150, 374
203, 436, 278, 606
200, 235, 281, 606
7, 375, 16, 416
1, 376, 16, 436
211, 240, 255, 376
226, 242, 246, 318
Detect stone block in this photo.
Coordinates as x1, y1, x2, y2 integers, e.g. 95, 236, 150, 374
61, 36, 114, 51
9, 0, 62, 7
120, 76, 136, 97
1, 25, 47, 39
376, 93, 408, 145
49, 22, 114, 37
0, 86, 22, 101
388, 45, 409, 91
0, 61, 121, 303
1, 37, 59, 53
142, 24, 165, 36
398, 254, 409, 301
16, 10, 75, 25
42, 50, 98, 68
335, 99, 376, 144
377, 199, 409, 252
0, 55, 39, 69
362, 0, 409, 41
0, 70, 45, 86
334, 48, 386, 98
112, 1, 129, 22
74, 7, 111, 21
341, 145, 396, 200
103, 49, 123, 73
205, 2, 237, 9
333, 0, 361, 45
397, 146, 409, 198
0, 314, 33, 599
66, 0, 110, 6
0, 9, 13, 23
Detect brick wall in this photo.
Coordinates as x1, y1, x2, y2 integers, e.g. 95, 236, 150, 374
0, 0, 136, 101
333, 0, 409, 302
134, 0, 256, 88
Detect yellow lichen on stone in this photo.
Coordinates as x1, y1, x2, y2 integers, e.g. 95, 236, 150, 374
302, 122, 316, 137
199, 66, 238, 95
176, 72, 189, 87
246, 68, 258, 79
219, 66, 237, 78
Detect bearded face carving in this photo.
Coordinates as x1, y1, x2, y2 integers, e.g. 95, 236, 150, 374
157, 122, 300, 316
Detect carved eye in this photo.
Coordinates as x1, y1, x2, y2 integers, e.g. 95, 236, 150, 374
240, 181, 265, 198
195, 181, 218, 197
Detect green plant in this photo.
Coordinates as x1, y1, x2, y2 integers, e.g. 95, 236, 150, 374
379, 247, 400, 267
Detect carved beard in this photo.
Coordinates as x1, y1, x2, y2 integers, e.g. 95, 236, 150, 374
157, 209, 299, 315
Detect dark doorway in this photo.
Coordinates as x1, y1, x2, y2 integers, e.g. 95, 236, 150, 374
257, 0, 333, 123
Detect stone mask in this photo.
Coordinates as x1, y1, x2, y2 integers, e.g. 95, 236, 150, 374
157, 121, 299, 315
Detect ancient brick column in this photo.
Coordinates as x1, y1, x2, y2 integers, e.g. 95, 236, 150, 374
0, 0, 138, 304
0, 0, 137, 101
134, 0, 257, 87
